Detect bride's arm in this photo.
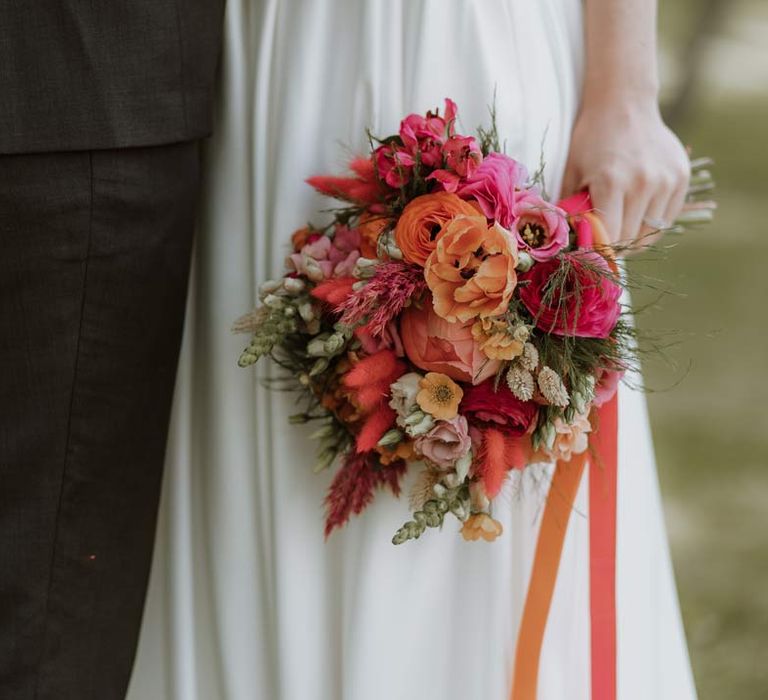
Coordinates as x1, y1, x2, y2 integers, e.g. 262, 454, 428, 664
561, 0, 690, 249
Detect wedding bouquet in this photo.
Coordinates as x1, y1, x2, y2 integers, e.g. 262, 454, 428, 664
235, 99, 714, 544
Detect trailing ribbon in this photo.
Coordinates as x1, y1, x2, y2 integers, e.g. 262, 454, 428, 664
510, 397, 618, 700
511, 192, 619, 700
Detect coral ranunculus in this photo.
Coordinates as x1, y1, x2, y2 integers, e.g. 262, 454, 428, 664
394, 192, 479, 266
424, 215, 518, 323
400, 299, 501, 385
518, 251, 622, 338
461, 381, 538, 436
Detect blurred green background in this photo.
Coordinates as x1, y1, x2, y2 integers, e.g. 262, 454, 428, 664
637, 1, 768, 697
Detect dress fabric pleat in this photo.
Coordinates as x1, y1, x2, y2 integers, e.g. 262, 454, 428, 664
128, 2, 697, 698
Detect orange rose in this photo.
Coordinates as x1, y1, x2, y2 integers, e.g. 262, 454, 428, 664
394, 192, 479, 266
358, 213, 389, 258
425, 215, 518, 323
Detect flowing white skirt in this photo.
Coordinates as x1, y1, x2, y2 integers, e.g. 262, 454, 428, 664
128, 2, 697, 698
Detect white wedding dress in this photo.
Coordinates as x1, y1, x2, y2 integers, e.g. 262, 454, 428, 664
127, 2, 697, 699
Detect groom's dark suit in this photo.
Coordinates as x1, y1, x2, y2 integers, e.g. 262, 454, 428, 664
0, 3, 225, 698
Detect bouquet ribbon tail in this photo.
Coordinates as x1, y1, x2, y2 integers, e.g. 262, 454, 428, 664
511, 393, 618, 700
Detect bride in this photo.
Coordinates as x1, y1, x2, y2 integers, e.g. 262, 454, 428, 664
129, 1, 697, 698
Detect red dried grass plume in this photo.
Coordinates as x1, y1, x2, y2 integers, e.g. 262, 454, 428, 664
472, 429, 532, 499
324, 453, 406, 537
307, 157, 385, 206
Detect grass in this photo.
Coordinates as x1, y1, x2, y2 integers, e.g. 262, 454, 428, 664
633, 94, 768, 699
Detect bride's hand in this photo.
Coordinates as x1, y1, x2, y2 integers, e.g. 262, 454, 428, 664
561, 100, 691, 253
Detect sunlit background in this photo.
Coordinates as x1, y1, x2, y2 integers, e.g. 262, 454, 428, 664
635, 1, 768, 697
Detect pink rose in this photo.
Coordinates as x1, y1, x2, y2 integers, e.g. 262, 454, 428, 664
400, 299, 501, 385
461, 381, 538, 436
512, 192, 570, 261
415, 415, 472, 469
518, 251, 622, 338
455, 153, 528, 227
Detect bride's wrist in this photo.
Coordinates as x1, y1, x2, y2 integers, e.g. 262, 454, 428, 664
579, 80, 661, 119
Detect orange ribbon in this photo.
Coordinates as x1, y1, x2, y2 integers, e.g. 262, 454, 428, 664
510, 395, 619, 700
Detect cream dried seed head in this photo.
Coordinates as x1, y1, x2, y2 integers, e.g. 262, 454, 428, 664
537, 366, 570, 408
520, 342, 540, 372
506, 365, 535, 402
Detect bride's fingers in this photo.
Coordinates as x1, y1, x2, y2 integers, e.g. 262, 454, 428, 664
662, 180, 689, 232
620, 188, 653, 253
635, 192, 671, 251
589, 180, 623, 245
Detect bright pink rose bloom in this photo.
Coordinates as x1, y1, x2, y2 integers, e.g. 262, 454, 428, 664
512, 192, 570, 261
461, 381, 538, 436
415, 415, 472, 469
400, 299, 501, 385
375, 144, 416, 188
455, 153, 528, 227
427, 135, 483, 192
593, 366, 624, 406
399, 98, 458, 168
519, 251, 622, 338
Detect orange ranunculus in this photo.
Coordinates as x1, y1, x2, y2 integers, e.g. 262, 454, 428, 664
358, 213, 389, 258
400, 299, 501, 385
394, 192, 479, 266
425, 215, 518, 323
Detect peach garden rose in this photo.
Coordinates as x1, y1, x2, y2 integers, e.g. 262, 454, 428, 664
424, 214, 518, 323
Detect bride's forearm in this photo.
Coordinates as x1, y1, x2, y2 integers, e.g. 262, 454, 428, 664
582, 0, 660, 110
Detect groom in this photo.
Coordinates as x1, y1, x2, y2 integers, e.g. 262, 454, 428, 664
0, 3, 225, 699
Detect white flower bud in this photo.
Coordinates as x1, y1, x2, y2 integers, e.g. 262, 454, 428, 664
455, 451, 473, 482
323, 333, 346, 355
377, 428, 403, 447
353, 257, 379, 279
307, 337, 328, 357
442, 473, 460, 489
303, 258, 325, 282
283, 277, 306, 294
259, 279, 282, 295
516, 251, 534, 272
298, 301, 315, 323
